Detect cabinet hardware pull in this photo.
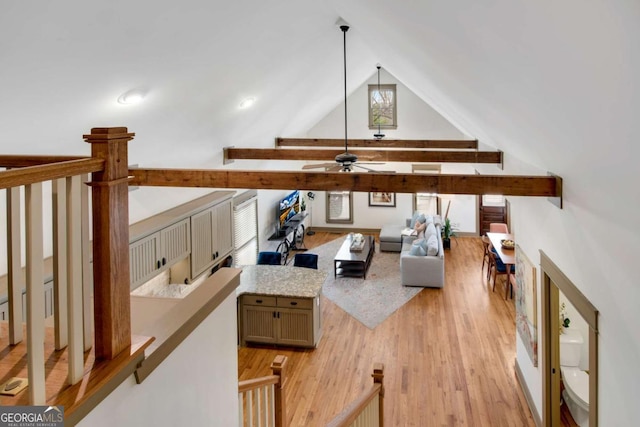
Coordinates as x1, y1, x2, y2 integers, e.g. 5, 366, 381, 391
156, 260, 161, 269
256, 299, 263, 303
162, 257, 166, 265
290, 301, 298, 306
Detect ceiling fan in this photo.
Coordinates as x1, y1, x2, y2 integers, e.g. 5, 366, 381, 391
303, 23, 384, 173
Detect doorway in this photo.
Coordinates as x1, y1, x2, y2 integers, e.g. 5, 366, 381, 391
541, 251, 598, 426
479, 194, 507, 235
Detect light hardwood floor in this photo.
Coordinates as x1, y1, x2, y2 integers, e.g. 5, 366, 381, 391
238, 233, 536, 426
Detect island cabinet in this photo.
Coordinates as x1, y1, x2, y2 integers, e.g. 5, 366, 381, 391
236, 264, 326, 349
128, 191, 235, 291
190, 199, 233, 278
240, 294, 321, 348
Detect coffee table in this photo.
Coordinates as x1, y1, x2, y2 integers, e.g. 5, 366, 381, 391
334, 234, 375, 279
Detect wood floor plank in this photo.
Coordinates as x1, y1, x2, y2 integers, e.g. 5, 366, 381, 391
238, 233, 536, 426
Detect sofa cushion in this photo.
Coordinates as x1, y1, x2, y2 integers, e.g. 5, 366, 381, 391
426, 234, 439, 256
424, 222, 437, 240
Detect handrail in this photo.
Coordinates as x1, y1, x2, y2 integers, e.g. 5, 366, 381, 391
326, 363, 385, 427
0, 158, 104, 189
326, 384, 382, 427
0, 154, 90, 168
238, 355, 288, 427
238, 375, 280, 393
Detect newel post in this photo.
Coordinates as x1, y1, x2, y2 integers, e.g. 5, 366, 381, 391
373, 363, 385, 427
271, 355, 288, 427
84, 127, 135, 360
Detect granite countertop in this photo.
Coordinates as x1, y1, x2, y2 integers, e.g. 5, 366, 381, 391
236, 264, 326, 298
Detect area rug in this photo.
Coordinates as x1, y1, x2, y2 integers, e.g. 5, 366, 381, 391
308, 238, 422, 329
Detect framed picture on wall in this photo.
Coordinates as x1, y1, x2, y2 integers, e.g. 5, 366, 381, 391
368, 192, 396, 207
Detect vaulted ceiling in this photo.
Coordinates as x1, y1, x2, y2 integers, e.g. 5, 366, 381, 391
1, 1, 637, 209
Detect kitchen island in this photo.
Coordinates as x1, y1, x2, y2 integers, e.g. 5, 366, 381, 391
237, 264, 326, 348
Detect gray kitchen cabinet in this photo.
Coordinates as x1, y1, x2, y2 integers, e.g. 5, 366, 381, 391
129, 218, 190, 290
190, 199, 233, 278
239, 294, 321, 348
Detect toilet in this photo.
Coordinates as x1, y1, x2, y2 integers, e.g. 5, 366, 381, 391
560, 328, 590, 427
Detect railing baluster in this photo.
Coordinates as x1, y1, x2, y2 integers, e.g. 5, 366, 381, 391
81, 173, 93, 351
53, 178, 68, 350
7, 185, 23, 344
25, 182, 46, 404
66, 175, 84, 384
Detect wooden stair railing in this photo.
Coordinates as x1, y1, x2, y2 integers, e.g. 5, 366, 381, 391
0, 128, 153, 419
326, 363, 385, 427
238, 355, 288, 427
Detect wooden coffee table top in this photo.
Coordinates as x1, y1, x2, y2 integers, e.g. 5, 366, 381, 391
334, 235, 374, 262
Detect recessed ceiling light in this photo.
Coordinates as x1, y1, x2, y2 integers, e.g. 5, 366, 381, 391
239, 97, 256, 109
118, 89, 146, 105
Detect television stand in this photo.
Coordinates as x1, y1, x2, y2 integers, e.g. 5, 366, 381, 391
267, 212, 308, 264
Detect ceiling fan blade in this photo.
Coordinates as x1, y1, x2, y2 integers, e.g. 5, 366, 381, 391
354, 164, 386, 173
302, 163, 337, 170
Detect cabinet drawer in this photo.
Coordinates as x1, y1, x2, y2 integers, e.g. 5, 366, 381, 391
277, 297, 312, 310
242, 295, 277, 306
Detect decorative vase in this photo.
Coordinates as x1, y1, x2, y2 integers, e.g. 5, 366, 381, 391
443, 238, 451, 250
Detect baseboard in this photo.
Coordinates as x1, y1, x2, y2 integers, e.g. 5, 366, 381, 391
514, 358, 542, 427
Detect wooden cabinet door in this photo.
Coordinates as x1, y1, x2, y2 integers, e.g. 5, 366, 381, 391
160, 218, 190, 268
242, 305, 277, 344
129, 232, 161, 290
190, 208, 214, 278
215, 200, 234, 259
277, 307, 314, 347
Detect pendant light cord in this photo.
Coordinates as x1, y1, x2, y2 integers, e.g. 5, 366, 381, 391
341, 25, 349, 154
377, 65, 382, 135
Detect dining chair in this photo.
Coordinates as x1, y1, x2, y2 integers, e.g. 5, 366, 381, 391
488, 251, 515, 298
293, 253, 318, 270
257, 251, 282, 265
489, 223, 509, 233
481, 235, 492, 273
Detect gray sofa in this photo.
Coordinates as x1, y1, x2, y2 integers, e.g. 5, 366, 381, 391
400, 222, 445, 288
380, 216, 445, 288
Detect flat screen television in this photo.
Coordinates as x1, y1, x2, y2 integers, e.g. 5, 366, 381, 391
277, 190, 300, 230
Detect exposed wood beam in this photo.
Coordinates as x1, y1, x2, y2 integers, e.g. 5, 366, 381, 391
224, 148, 501, 164
129, 168, 561, 197
276, 138, 478, 149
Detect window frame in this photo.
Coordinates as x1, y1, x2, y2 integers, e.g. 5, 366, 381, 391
326, 191, 353, 224
368, 84, 397, 130
412, 164, 441, 215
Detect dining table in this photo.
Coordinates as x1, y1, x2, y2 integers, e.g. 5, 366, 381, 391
486, 232, 516, 299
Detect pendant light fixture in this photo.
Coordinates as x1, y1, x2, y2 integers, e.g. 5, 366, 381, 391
334, 23, 358, 172
373, 64, 385, 139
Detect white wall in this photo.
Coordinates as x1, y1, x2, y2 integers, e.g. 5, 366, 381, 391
79, 293, 239, 427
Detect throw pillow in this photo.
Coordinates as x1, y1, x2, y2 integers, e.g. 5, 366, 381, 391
426, 234, 439, 256
409, 241, 427, 256
419, 237, 428, 253
409, 211, 421, 228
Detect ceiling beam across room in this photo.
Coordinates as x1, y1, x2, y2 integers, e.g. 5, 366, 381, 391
129, 168, 561, 198
224, 148, 501, 164
276, 138, 478, 149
